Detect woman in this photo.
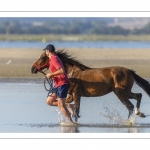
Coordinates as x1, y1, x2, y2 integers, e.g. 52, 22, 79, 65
43, 44, 76, 123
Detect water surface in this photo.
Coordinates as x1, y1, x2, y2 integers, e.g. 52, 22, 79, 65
1, 40, 150, 48
1, 80, 150, 133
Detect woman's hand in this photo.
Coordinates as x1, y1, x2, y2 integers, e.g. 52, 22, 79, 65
46, 68, 64, 79
46, 73, 53, 79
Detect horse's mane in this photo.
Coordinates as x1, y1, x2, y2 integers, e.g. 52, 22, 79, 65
55, 49, 90, 70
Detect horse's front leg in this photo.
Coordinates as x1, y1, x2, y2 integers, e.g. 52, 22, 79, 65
66, 94, 79, 122
66, 90, 81, 122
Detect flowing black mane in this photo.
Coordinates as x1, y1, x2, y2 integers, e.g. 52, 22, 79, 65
55, 50, 90, 70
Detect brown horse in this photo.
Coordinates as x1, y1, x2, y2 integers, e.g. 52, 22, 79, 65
31, 50, 150, 121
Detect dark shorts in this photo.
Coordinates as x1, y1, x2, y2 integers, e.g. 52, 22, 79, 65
48, 83, 70, 98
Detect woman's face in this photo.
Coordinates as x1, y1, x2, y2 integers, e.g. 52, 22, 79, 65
45, 50, 50, 57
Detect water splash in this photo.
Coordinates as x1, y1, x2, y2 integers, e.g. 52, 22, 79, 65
100, 106, 137, 126
55, 109, 80, 124
55, 109, 66, 123
55, 109, 73, 123
127, 116, 137, 126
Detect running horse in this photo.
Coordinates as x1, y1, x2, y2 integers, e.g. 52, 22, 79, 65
31, 50, 150, 121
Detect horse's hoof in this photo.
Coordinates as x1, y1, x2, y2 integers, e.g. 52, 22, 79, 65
139, 113, 146, 118
128, 110, 133, 119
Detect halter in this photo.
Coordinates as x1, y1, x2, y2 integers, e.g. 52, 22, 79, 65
33, 62, 53, 92
33, 62, 49, 73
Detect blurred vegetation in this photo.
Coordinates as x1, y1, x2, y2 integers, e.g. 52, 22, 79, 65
0, 20, 129, 35
0, 19, 150, 35
1, 19, 150, 41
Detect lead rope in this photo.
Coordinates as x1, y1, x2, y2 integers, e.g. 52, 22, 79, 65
40, 70, 53, 93
44, 77, 53, 92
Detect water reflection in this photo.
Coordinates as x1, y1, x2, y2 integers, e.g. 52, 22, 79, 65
127, 127, 139, 133
16, 123, 150, 133
59, 126, 80, 133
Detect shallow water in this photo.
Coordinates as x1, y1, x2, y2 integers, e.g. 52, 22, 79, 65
1, 81, 150, 133
1, 40, 150, 48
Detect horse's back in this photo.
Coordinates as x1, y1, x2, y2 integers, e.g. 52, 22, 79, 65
80, 66, 131, 81
79, 66, 134, 90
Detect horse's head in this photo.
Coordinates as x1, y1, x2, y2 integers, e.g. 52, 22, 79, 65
31, 51, 49, 74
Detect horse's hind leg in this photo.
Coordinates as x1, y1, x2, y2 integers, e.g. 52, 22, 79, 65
129, 92, 145, 118
114, 88, 134, 119
121, 99, 134, 119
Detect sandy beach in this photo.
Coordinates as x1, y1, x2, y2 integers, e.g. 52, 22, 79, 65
0, 48, 150, 79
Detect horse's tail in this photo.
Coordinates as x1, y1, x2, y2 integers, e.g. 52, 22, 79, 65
130, 70, 150, 97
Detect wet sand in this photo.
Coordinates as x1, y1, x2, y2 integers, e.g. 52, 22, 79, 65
0, 48, 150, 79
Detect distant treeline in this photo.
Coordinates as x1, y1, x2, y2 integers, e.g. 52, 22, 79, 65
0, 20, 150, 35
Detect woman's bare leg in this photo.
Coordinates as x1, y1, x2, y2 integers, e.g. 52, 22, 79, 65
65, 103, 77, 117
57, 98, 73, 122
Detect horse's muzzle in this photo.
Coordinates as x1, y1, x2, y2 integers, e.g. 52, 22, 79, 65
31, 66, 38, 74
